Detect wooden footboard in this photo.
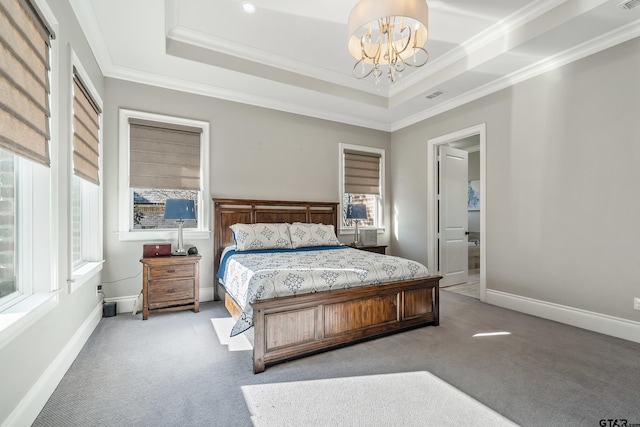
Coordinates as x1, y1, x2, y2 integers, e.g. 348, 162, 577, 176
225, 275, 440, 373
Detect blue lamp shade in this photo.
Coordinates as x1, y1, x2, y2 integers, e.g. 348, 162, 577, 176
346, 204, 367, 220
164, 199, 196, 220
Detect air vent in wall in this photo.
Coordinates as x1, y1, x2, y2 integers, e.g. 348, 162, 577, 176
426, 90, 445, 100
618, 0, 640, 10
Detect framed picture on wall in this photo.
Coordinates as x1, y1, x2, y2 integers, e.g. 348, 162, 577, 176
468, 180, 480, 211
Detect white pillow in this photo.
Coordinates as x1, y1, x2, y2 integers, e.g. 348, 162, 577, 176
230, 223, 292, 251
289, 223, 341, 248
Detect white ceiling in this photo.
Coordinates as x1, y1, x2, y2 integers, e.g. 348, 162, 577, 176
70, 0, 640, 131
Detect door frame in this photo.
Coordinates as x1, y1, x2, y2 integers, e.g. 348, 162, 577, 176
427, 123, 487, 301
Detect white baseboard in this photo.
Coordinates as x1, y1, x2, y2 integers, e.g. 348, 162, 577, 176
485, 290, 640, 344
104, 295, 138, 314
3, 302, 102, 427
105, 287, 215, 315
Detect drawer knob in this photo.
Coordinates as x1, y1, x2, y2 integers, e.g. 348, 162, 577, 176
168, 289, 176, 293
166, 269, 176, 273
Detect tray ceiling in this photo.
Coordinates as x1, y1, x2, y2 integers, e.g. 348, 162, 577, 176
70, 0, 640, 131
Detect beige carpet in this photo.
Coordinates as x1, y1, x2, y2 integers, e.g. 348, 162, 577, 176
242, 371, 517, 426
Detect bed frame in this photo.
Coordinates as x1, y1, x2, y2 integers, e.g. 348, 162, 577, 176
213, 198, 441, 373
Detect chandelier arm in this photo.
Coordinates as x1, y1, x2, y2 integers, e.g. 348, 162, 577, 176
403, 47, 429, 68
393, 26, 412, 56
352, 59, 375, 79
360, 34, 381, 61
394, 59, 406, 72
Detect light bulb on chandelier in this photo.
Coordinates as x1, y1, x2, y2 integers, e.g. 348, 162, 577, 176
348, 0, 429, 85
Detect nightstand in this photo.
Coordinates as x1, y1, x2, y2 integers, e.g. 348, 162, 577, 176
139, 255, 201, 320
351, 244, 387, 254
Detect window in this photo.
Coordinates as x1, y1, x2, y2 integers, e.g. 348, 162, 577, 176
339, 143, 385, 232
71, 57, 103, 280
118, 110, 210, 241
0, 149, 16, 303
0, 0, 56, 312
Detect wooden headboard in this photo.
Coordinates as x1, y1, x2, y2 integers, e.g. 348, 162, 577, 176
212, 198, 339, 278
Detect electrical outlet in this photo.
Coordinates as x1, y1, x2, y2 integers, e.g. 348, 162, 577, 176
96, 284, 103, 297
634, 297, 640, 311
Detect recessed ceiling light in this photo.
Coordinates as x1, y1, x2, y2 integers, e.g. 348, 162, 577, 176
242, 2, 256, 14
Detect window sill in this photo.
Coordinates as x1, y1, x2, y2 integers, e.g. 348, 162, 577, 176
0, 291, 59, 351
117, 229, 211, 242
70, 260, 104, 293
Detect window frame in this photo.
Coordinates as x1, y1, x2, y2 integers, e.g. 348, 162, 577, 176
0, 0, 59, 344
68, 49, 104, 293
118, 109, 211, 242
338, 143, 385, 235
0, 151, 20, 308
0, 153, 54, 309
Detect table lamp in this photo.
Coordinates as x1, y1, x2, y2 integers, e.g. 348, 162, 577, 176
164, 199, 196, 256
346, 203, 367, 246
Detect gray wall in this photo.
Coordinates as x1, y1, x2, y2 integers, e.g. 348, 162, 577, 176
102, 79, 391, 303
0, 0, 104, 424
391, 36, 640, 322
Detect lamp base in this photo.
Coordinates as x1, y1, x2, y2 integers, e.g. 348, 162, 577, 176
352, 220, 360, 246
173, 220, 187, 256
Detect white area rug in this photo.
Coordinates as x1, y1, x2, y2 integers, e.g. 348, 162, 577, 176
242, 371, 517, 427
210, 318, 252, 351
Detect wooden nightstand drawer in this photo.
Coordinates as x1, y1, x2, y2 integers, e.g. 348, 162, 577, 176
140, 255, 201, 320
148, 278, 195, 304
148, 263, 195, 280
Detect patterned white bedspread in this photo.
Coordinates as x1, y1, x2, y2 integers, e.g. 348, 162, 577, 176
221, 247, 430, 336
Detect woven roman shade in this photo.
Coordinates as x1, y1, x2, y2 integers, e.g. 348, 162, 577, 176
72, 69, 101, 185
0, 0, 54, 166
344, 149, 381, 195
129, 119, 202, 190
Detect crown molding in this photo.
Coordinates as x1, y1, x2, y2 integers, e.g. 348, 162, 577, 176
103, 64, 391, 132
389, 0, 568, 96
69, 0, 114, 74
170, 0, 569, 99
71, 0, 390, 131
391, 19, 640, 132
71, 0, 638, 134
166, 25, 370, 95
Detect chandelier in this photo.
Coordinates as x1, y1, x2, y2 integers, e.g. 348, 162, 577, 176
348, 0, 429, 85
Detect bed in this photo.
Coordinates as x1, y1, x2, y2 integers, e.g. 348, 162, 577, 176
213, 198, 441, 373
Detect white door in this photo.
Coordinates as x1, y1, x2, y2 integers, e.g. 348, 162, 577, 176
438, 146, 468, 286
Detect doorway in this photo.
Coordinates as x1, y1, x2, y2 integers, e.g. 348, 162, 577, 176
427, 124, 486, 301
